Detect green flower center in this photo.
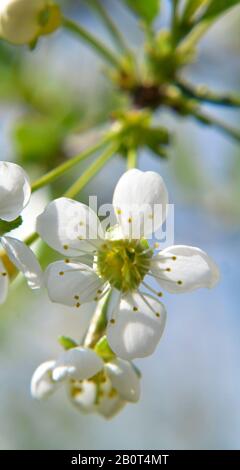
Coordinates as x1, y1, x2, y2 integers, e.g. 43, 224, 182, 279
97, 239, 152, 292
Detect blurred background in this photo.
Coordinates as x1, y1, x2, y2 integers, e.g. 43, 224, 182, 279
0, 0, 240, 450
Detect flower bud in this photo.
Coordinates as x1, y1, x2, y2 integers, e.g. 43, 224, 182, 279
0, 0, 61, 45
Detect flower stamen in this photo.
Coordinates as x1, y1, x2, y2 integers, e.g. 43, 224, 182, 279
142, 280, 163, 298
137, 291, 162, 318
97, 239, 152, 292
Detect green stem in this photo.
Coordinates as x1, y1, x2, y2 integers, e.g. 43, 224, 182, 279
171, 0, 179, 33
127, 147, 137, 169
88, 0, 130, 55
176, 19, 213, 54
84, 290, 112, 348
62, 17, 121, 68
181, 0, 209, 23
64, 143, 118, 199
176, 79, 240, 107
31, 133, 113, 192
189, 105, 240, 142
25, 144, 118, 248
24, 142, 118, 246
25, 232, 39, 246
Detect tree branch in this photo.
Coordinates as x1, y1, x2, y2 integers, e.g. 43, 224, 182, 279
62, 17, 121, 68
63, 143, 118, 198
189, 105, 240, 142
88, 0, 131, 55
176, 78, 240, 107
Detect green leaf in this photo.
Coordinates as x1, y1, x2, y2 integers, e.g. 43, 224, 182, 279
0, 216, 22, 236
58, 335, 78, 350
124, 0, 160, 24
94, 335, 115, 361
201, 0, 240, 20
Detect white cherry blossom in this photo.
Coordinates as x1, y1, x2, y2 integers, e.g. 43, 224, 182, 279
68, 357, 141, 419
37, 169, 219, 360
31, 347, 104, 400
31, 348, 140, 419
0, 160, 31, 221
0, 161, 43, 303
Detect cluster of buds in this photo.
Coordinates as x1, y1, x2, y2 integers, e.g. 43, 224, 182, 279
31, 346, 140, 419
112, 110, 170, 159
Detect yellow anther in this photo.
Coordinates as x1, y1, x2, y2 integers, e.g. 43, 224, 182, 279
157, 292, 163, 297
63, 244, 69, 250
74, 295, 79, 300
166, 267, 171, 272
108, 389, 117, 398
133, 306, 138, 312
110, 319, 115, 324
172, 256, 177, 261
76, 302, 81, 308
59, 271, 64, 276
177, 280, 183, 285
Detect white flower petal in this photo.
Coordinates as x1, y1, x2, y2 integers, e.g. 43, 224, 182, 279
112, 169, 168, 238
52, 347, 104, 382
0, 161, 31, 221
45, 261, 105, 307
0, 257, 8, 304
1, 236, 43, 289
105, 359, 140, 403
68, 374, 126, 418
151, 245, 220, 294
31, 360, 57, 400
107, 293, 167, 360
68, 380, 97, 414
37, 197, 104, 256
97, 395, 125, 419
